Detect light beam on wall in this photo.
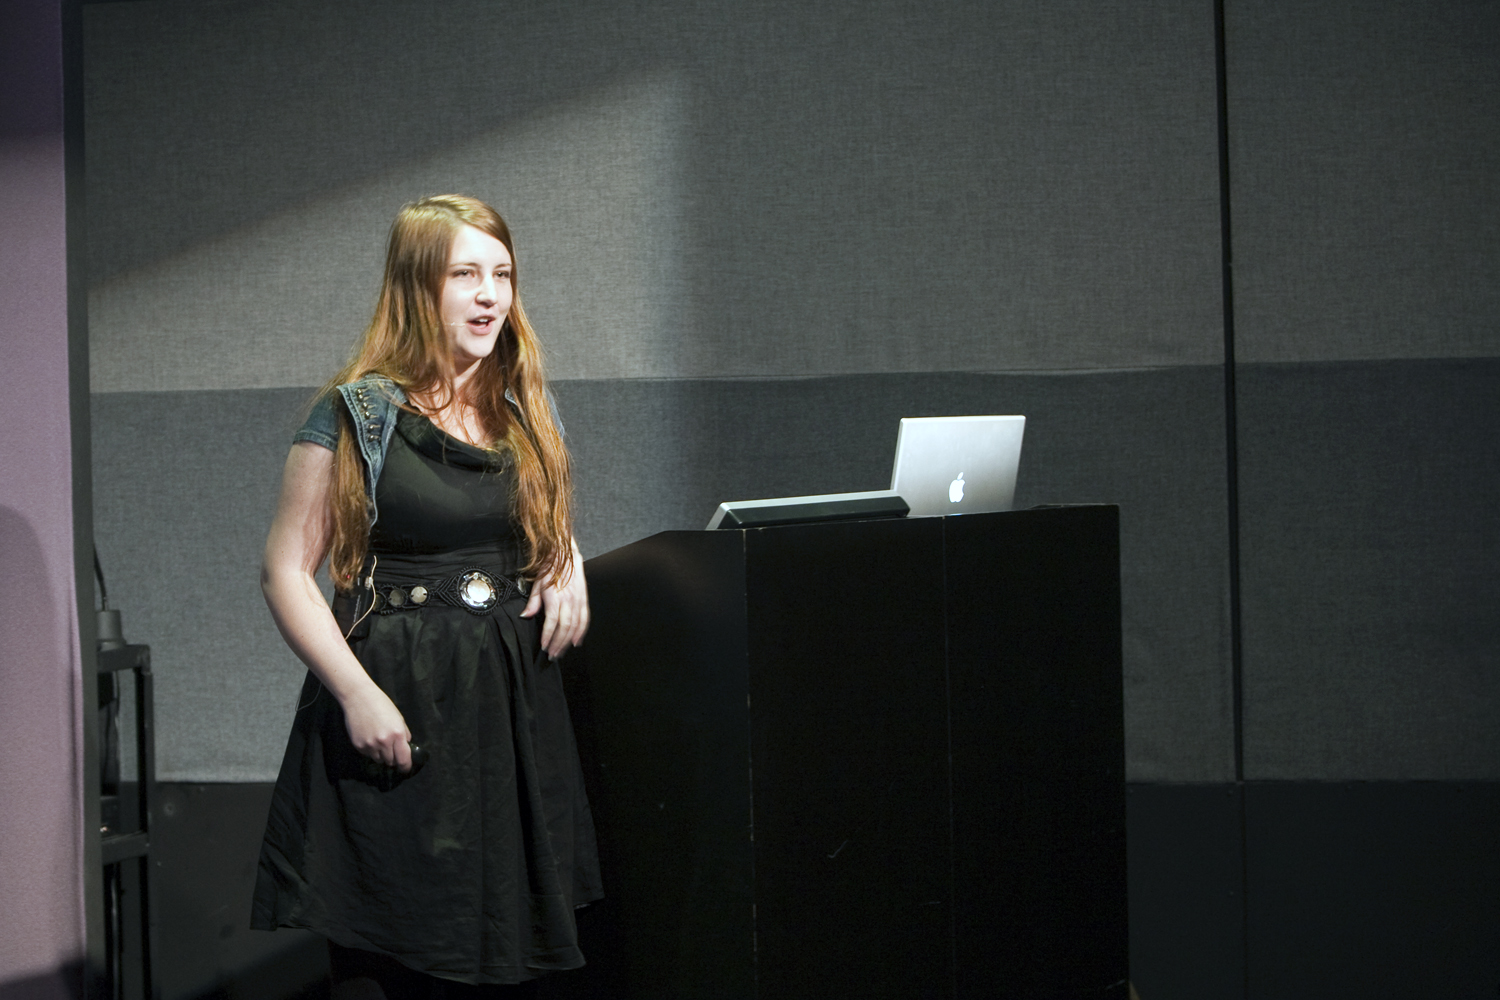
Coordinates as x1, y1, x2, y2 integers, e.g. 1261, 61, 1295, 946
89, 73, 690, 393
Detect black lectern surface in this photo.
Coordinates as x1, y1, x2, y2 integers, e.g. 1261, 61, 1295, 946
558, 506, 1125, 1000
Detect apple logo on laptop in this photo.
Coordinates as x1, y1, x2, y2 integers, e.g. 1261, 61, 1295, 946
949, 472, 965, 503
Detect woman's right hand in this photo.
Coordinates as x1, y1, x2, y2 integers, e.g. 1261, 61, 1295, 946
341, 685, 413, 772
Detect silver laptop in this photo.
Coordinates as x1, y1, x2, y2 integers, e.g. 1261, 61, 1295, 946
890, 415, 1026, 516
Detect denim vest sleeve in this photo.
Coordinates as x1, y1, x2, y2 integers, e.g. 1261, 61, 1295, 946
288, 379, 404, 534
292, 391, 341, 451
337, 377, 405, 531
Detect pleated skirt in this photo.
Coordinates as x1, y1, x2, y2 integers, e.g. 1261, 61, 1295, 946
252, 570, 602, 985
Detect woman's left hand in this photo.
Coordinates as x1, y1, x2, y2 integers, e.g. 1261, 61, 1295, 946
521, 538, 590, 659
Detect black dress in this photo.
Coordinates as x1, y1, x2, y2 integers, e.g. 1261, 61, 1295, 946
252, 409, 602, 985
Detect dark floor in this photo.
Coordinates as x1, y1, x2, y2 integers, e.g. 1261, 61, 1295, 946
1127, 782, 1500, 1000
119, 780, 1500, 1000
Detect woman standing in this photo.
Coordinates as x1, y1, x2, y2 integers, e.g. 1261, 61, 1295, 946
253, 195, 601, 999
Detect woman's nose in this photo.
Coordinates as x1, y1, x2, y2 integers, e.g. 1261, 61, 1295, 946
476, 277, 497, 304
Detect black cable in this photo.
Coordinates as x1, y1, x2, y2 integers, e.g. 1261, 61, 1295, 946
94, 544, 110, 611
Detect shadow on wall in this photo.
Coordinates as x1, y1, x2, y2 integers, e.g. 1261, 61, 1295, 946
0, 507, 84, 998
0, 962, 85, 1000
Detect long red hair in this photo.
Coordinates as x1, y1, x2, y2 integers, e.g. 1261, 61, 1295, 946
321, 195, 572, 591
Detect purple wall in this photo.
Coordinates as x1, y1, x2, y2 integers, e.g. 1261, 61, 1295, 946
0, 0, 88, 995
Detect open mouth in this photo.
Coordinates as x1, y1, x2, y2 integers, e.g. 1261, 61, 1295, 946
468, 316, 496, 332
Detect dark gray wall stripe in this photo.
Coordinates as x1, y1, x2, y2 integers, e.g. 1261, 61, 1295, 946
96, 362, 1499, 783
1237, 358, 1500, 780
93, 369, 1233, 783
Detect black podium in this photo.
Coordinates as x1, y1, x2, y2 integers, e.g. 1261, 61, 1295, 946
559, 506, 1125, 1000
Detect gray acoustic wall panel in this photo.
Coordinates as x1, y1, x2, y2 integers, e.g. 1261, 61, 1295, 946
84, 0, 1222, 388
92, 388, 317, 782
556, 369, 1234, 783
1226, 0, 1500, 363
1237, 359, 1500, 780
92, 370, 1231, 783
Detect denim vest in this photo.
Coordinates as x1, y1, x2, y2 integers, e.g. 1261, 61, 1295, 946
293, 375, 406, 530
292, 374, 559, 532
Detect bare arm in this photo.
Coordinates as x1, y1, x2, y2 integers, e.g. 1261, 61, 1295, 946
261, 441, 413, 771
521, 535, 590, 660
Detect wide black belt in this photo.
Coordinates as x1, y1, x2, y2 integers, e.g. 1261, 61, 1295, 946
371, 567, 526, 616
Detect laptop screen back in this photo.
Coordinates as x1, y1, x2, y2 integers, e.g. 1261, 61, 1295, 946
889, 415, 1026, 516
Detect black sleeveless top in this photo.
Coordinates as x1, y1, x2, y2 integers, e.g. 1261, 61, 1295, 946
369, 408, 525, 575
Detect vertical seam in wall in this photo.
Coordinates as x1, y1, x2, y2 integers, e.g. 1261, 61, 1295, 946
1214, 0, 1251, 996
65, 0, 107, 984
1215, 0, 1245, 789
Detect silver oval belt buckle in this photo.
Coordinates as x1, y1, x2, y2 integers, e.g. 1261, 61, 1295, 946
457, 569, 499, 613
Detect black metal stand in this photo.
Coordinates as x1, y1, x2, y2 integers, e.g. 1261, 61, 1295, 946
98, 643, 157, 1000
